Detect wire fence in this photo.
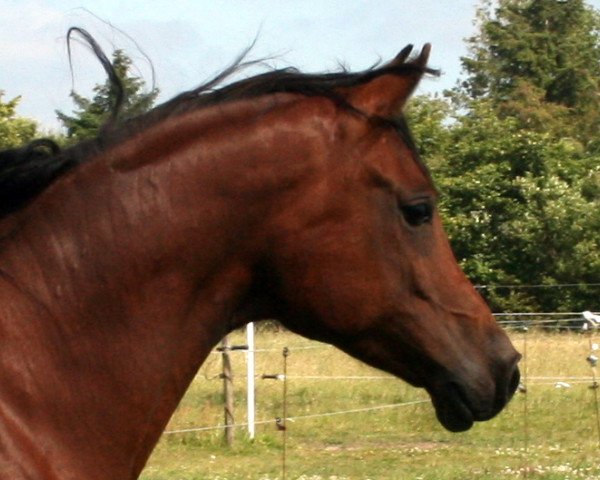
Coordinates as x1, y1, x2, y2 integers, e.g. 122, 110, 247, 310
155, 310, 600, 479
165, 311, 600, 433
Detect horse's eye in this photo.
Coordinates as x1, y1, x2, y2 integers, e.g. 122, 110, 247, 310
400, 202, 433, 226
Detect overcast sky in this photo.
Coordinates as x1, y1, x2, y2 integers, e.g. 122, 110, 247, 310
2, 0, 600, 131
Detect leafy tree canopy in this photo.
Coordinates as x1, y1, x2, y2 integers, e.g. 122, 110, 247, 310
0, 92, 38, 149
408, 0, 600, 312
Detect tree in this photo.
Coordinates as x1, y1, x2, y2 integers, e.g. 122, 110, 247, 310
405, 95, 452, 170
57, 49, 159, 142
409, 0, 600, 312
433, 98, 600, 312
458, 0, 600, 146
0, 92, 39, 149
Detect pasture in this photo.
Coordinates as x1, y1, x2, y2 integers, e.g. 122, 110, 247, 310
141, 328, 600, 480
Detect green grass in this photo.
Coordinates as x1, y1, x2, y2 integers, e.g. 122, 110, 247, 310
141, 330, 600, 479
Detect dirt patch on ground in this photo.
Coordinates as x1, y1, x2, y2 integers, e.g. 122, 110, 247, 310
322, 440, 449, 453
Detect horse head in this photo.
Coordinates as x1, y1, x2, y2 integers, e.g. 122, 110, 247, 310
248, 45, 520, 432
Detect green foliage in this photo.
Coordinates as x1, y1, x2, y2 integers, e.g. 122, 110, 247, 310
407, 0, 600, 312
405, 95, 452, 168
459, 0, 600, 146
418, 94, 600, 312
56, 49, 159, 142
0, 91, 39, 149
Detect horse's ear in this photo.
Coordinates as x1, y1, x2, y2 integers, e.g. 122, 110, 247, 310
387, 44, 415, 67
342, 44, 431, 117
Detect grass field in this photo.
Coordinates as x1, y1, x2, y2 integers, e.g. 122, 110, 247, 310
140, 328, 600, 480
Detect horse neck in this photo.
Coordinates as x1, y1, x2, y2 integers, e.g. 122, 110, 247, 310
0, 94, 336, 479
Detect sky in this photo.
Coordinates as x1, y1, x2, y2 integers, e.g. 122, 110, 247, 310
2, 0, 600, 131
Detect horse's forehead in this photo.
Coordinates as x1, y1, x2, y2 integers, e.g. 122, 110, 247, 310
350, 120, 433, 194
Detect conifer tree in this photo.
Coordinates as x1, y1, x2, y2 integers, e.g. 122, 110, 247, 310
458, 0, 600, 145
57, 49, 159, 142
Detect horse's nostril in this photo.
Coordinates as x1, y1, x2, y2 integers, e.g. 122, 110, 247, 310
496, 343, 521, 402
507, 365, 521, 399
509, 367, 521, 395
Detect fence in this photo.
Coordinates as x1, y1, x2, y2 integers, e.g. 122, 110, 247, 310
150, 311, 600, 479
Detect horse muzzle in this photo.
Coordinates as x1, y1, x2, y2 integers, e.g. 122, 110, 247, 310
428, 352, 521, 432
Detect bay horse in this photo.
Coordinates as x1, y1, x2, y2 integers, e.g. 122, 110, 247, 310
0, 40, 520, 479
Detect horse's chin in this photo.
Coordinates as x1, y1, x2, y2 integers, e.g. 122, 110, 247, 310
428, 383, 476, 433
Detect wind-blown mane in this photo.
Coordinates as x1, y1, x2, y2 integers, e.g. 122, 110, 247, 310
0, 31, 436, 220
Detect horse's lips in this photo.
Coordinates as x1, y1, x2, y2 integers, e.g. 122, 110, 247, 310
429, 383, 475, 432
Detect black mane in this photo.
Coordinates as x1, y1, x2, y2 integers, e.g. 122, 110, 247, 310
0, 139, 64, 218
0, 31, 435, 220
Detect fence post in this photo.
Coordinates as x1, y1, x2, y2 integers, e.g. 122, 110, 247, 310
246, 322, 256, 440
221, 335, 235, 446
583, 311, 600, 446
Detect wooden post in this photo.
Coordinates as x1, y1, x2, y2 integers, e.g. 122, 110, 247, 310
221, 335, 235, 446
